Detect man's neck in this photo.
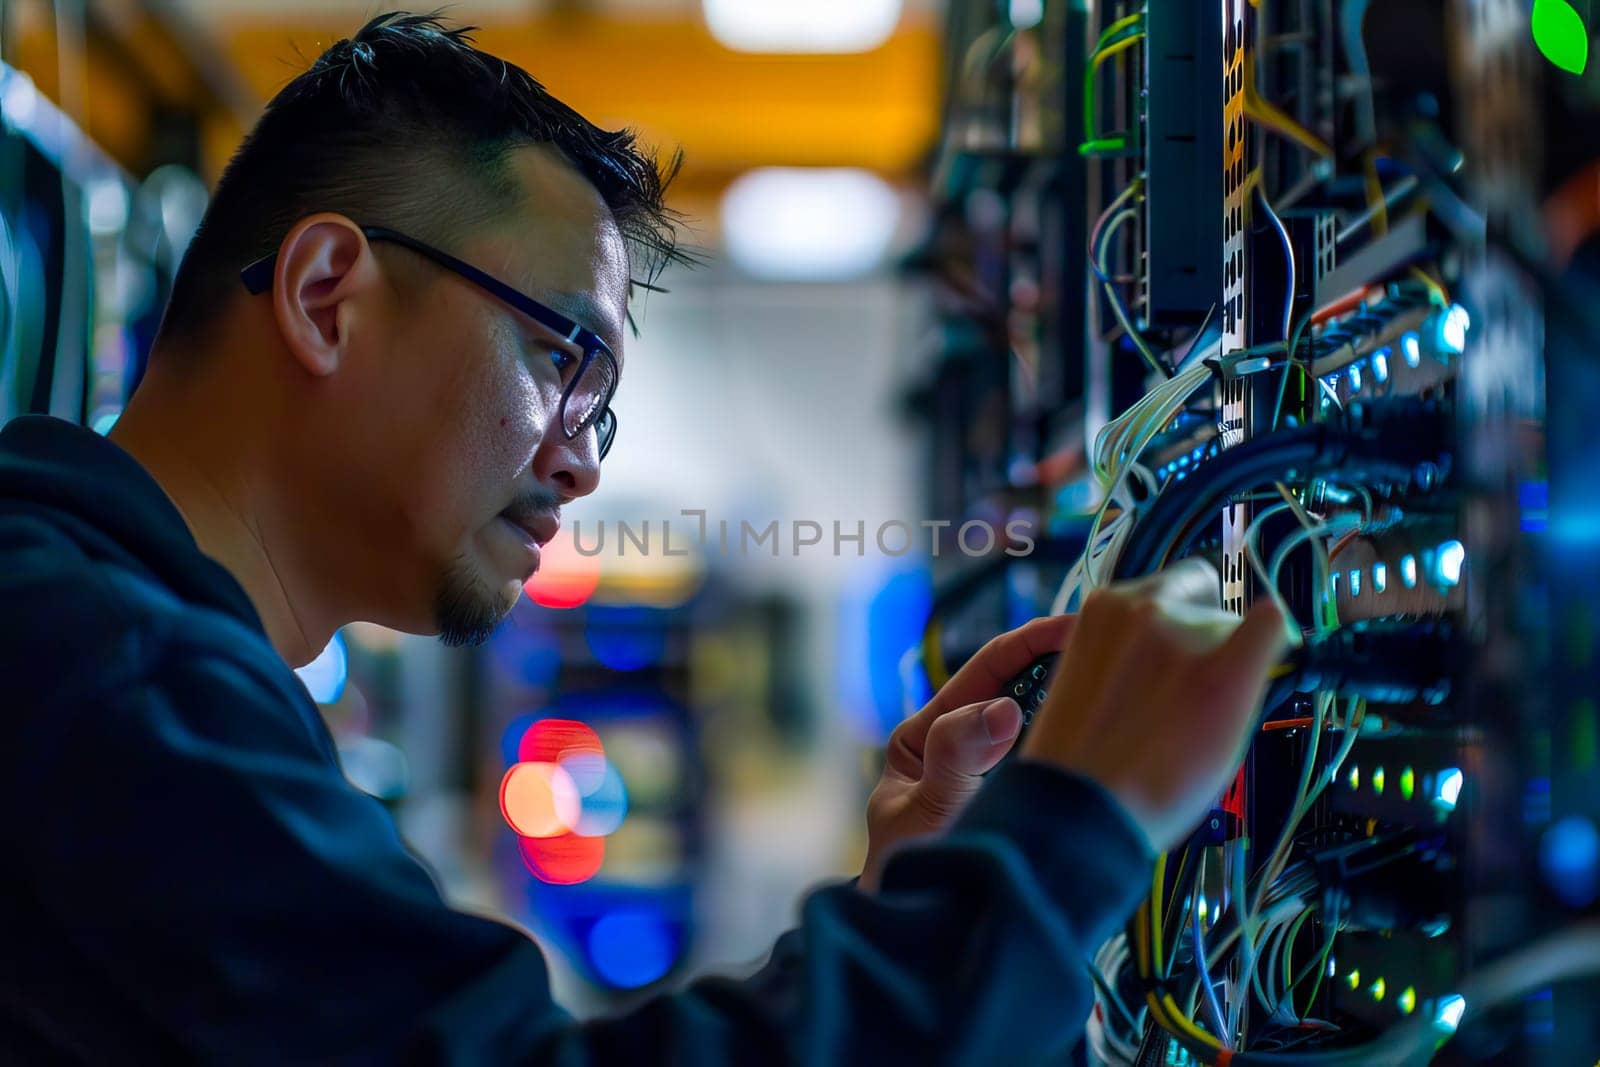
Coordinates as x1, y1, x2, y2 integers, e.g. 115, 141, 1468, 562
109, 390, 325, 668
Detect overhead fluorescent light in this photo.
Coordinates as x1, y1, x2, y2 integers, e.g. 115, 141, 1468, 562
721, 167, 902, 281
702, 0, 902, 54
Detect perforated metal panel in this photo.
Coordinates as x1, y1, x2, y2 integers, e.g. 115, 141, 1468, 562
1220, 0, 1251, 618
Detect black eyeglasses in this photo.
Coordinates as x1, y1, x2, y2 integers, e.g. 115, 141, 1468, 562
240, 225, 618, 460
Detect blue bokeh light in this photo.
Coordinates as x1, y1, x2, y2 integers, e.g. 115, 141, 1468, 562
489, 624, 562, 689
587, 909, 677, 989
843, 565, 933, 742
1540, 815, 1600, 908
500, 713, 539, 768
585, 606, 667, 672
295, 631, 348, 704
562, 752, 630, 837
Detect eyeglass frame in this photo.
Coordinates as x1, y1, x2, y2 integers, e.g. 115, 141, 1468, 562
239, 224, 619, 460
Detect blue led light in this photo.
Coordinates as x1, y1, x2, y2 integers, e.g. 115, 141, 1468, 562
295, 631, 348, 704
587, 910, 677, 989
1539, 815, 1600, 908
1350, 569, 1362, 597
1178, 454, 1191, 468
1435, 767, 1464, 811
1434, 540, 1466, 587
1520, 480, 1549, 532
1439, 303, 1471, 355
1192, 446, 1205, 462
1349, 364, 1364, 392
1372, 349, 1390, 382
1401, 554, 1418, 589
1402, 332, 1422, 367
1434, 994, 1467, 1033
1372, 562, 1387, 593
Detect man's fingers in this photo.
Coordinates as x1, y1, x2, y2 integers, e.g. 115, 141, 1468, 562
918, 697, 1021, 810
899, 615, 1076, 756
1208, 598, 1290, 691
1124, 557, 1222, 608
1191, 599, 1291, 762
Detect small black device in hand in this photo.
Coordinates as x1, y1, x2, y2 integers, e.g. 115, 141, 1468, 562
1004, 652, 1060, 730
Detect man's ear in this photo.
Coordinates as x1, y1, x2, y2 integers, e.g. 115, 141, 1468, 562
269, 214, 381, 378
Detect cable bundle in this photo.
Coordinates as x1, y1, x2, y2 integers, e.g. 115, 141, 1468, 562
1051, 358, 1216, 615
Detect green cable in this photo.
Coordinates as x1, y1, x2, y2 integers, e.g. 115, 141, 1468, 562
1295, 928, 1339, 1020
1277, 908, 1315, 1012
1081, 19, 1146, 156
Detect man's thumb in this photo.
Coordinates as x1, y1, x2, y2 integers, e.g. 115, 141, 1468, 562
920, 697, 1021, 802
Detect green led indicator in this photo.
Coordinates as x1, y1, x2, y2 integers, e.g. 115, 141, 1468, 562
1348, 765, 1360, 791
1401, 766, 1416, 801
1346, 968, 1361, 991
1533, 0, 1590, 75
1399, 986, 1417, 1015
1370, 977, 1387, 1003
1373, 766, 1386, 796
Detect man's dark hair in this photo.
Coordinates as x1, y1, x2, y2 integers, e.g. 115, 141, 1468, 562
159, 11, 686, 342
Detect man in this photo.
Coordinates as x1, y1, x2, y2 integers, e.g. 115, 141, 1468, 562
0, 14, 1285, 1064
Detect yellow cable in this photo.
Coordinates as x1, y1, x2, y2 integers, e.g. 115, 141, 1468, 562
1098, 10, 1144, 45
1242, 52, 1334, 158
1092, 31, 1144, 81
1150, 852, 1168, 977
1363, 152, 1388, 236
1147, 991, 1228, 1055
1410, 266, 1449, 306
1243, 94, 1334, 158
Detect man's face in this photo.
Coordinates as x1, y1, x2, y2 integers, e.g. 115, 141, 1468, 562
337, 144, 629, 645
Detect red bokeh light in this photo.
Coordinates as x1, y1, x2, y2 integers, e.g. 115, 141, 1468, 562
518, 833, 606, 885
504, 718, 620, 884
522, 533, 602, 609
498, 761, 581, 838
517, 718, 603, 765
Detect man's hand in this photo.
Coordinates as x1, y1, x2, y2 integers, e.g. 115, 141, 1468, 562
860, 615, 1076, 892
1019, 568, 1288, 854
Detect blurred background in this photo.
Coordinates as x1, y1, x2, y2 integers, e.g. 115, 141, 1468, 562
0, 0, 998, 1016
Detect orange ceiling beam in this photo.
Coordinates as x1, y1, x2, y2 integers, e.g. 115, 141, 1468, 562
218, 11, 943, 190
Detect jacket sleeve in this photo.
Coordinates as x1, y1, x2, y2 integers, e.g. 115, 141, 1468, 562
11, 645, 1152, 1067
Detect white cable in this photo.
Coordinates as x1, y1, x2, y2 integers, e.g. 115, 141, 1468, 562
1088, 934, 1140, 1065
1258, 185, 1297, 340
1051, 361, 1215, 615
1242, 499, 1303, 648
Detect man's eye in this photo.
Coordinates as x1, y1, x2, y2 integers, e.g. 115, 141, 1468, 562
548, 349, 577, 376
